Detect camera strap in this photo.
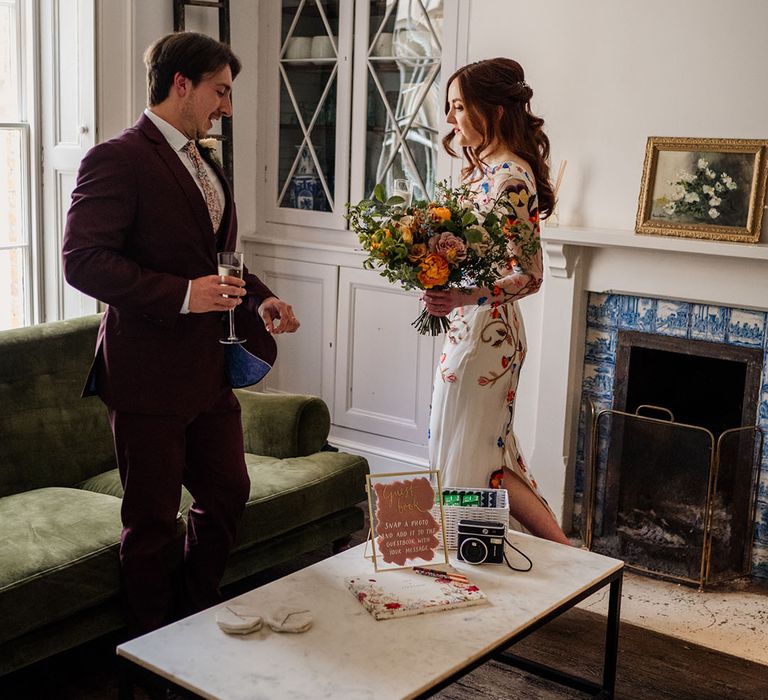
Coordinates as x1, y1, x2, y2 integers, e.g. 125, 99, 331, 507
503, 537, 533, 572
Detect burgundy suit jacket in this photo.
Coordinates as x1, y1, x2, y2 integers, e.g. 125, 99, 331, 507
62, 114, 275, 415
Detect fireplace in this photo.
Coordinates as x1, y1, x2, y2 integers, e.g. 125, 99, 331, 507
584, 329, 763, 586
527, 229, 768, 584
578, 297, 765, 587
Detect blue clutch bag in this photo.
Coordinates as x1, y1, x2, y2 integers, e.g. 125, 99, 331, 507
225, 342, 273, 388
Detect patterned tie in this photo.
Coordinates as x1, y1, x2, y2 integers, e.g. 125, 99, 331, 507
183, 140, 223, 232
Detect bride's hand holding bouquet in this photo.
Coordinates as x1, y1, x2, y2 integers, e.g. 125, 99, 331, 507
346, 181, 538, 335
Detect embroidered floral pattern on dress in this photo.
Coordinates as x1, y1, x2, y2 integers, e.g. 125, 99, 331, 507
429, 162, 552, 517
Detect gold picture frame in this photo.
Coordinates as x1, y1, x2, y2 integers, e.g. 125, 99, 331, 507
635, 137, 768, 243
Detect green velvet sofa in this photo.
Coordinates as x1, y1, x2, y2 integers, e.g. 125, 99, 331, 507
0, 315, 368, 676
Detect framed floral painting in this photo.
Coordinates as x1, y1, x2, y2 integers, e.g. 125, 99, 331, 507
635, 137, 768, 243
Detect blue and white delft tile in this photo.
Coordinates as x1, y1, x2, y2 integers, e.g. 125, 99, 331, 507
760, 433, 768, 464
759, 401, 768, 433
690, 304, 729, 343
655, 300, 691, 337
759, 441, 768, 499
575, 397, 613, 495
574, 405, 587, 478
758, 359, 768, 428
584, 328, 616, 364
758, 460, 768, 500
581, 362, 614, 401
571, 498, 584, 535
617, 295, 657, 333
726, 308, 766, 348
756, 500, 768, 545
587, 293, 618, 330
751, 542, 768, 580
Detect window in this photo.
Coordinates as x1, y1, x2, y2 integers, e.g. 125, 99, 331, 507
0, 0, 36, 330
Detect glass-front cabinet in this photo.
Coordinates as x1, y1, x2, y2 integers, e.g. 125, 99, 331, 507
259, 0, 454, 233
349, 0, 444, 205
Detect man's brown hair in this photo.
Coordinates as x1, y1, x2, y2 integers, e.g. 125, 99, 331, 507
144, 32, 242, 106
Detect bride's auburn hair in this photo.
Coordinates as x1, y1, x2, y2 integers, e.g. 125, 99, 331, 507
443, 57, 555, 218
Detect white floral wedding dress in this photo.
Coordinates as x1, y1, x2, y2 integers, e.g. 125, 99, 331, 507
429, 161, 551, 514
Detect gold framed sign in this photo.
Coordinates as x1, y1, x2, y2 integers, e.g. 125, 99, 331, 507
635, 137, 768, 243
365, 470, 449, 572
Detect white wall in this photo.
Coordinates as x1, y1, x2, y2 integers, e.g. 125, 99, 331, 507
464, 0, 768, 474
467, 0, 768, 231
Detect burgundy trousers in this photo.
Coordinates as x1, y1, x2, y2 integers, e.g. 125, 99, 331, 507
108, 388, 250, 635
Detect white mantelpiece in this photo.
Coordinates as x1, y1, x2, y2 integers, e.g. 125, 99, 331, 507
531, 226, 768, 526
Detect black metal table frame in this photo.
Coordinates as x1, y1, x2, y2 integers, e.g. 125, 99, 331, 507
417, 565, 624, 699
120, 566, 623, 700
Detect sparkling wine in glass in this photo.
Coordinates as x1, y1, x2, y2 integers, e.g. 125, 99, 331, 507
392, 178, 413, 207
218, 251, 245, 345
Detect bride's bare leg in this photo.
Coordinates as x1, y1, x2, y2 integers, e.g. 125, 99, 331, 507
503, 468, 571, 545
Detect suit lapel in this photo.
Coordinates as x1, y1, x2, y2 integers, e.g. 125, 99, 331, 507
137, 115, 217, 253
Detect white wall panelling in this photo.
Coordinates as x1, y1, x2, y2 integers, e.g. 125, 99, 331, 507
41, 0, 96, 321
248, 254, 338, 410
334, 267, 434, 445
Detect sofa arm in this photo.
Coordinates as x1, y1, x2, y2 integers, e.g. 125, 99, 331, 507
235, 390, 331, 458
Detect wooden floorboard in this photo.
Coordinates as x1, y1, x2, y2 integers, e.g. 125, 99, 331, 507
434, 605, 768, 700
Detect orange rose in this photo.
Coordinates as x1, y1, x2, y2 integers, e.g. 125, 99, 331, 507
429, 206, 451, 223
418, 253, 450, 288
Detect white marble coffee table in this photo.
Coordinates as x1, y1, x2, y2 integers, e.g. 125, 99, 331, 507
117, 532, 623, 699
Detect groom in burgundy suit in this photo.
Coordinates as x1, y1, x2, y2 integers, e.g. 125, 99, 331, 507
63, 32, 299, 634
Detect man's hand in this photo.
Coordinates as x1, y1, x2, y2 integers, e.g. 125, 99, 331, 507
258, 296, 300, 334
188, 274, 245, 313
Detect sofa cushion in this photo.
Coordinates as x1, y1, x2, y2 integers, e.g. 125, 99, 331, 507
0, 488, 123, 645
78, 470, 194, 515
0, 315, 115, 497
234, 451, 369, 551
77, 451, 368, 549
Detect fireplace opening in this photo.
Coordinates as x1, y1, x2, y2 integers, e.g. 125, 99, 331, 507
624, 345, 747, 438
586, 331, 764, 587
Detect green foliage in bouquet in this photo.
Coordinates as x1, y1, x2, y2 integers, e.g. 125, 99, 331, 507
346, 181, 539, 335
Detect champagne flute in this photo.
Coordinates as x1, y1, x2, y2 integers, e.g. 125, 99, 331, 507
218, 251, 245, 345
392, 178, 413, 207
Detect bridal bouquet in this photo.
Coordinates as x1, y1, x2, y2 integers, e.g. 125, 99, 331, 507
346, 181, 537, 335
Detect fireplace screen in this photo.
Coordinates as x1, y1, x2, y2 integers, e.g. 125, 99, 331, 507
585, 407, 762, 588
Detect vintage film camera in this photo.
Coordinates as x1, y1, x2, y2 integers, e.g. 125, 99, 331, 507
456, 519, 506, 565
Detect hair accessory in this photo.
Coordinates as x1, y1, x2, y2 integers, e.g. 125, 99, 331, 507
518, 80, 530, 89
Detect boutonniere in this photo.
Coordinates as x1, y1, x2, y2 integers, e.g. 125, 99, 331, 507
197, 138, 222, 168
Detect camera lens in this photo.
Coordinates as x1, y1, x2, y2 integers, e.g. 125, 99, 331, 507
459, 537, 488, 565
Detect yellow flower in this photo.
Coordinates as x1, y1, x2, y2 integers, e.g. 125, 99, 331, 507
429, 206, 451, 223
400, 225, 413, 244
507, 189, 529, 208
418, 253, 450, 288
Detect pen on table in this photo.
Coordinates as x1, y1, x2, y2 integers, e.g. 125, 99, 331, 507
412, 566, 469, 583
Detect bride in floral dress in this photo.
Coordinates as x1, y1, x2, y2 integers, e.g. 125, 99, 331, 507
424, 58, 569, 545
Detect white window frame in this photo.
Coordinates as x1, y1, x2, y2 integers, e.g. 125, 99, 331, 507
0, 0, 42, 328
